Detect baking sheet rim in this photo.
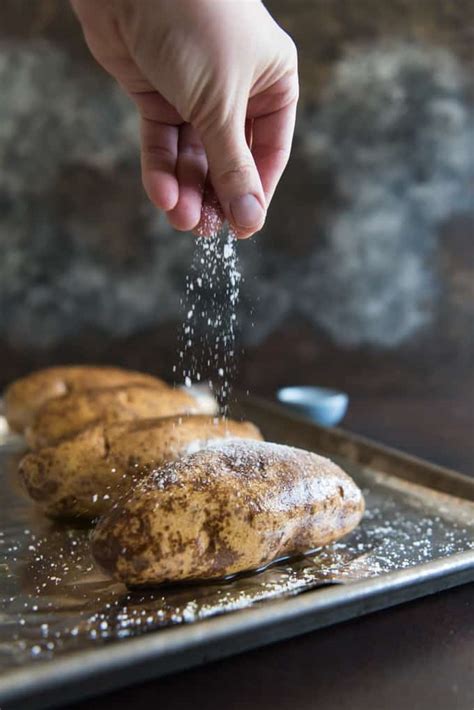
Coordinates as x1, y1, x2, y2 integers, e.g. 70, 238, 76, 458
239, 395, 474, 499
1, 394, 474, 707
1, 548, 473, 707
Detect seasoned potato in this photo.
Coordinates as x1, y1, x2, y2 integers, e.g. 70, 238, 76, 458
4, 365, 167, 432
25, 384, 202, 449
91, 440, 365, 586
19, 415, 263, 519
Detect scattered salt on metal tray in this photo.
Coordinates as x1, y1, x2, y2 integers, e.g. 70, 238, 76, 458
0, 440, 472, 669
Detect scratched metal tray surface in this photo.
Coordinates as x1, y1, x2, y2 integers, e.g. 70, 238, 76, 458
0, 396, 473, 710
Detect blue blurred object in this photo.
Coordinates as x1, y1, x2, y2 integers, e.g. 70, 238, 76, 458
276, 386, 349, 427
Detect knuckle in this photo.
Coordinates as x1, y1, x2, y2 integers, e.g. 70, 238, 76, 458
190, 102, 232, 138
218, 160, 255, 187
287, 36, 299, 68
181, 140, 206, 158
278, 32, 299, 81
142, 144, 175, 164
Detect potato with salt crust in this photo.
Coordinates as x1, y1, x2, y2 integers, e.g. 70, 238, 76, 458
4, 365, 168, 433
91, 440, 365, 587
25, 384, 205, 449
19, 415, 263, 519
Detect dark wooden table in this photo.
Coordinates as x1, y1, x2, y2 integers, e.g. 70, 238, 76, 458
66, 395, 474, 710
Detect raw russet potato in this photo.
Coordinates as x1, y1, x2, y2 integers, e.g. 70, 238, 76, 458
25, 384, 202, 449
19, 415, 263, 519
91, 440, 365, 587
4, 365, 168, 433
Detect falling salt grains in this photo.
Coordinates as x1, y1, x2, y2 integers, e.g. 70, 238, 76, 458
176, 201, 241, 414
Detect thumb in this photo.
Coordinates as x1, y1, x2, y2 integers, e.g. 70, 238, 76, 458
199, 116, 266, 238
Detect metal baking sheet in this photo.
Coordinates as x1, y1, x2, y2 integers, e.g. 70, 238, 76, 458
0, 395, 473, 710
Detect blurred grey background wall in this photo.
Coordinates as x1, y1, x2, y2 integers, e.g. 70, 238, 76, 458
0, 1, 473, 468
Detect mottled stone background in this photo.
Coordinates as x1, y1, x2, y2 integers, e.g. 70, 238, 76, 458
0, 1, 473, 469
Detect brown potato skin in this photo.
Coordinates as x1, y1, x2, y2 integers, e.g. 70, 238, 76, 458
19, 416, 263, 519
91, 441, 365, 586
4, 365, 167, 432
25, 384, 201, 449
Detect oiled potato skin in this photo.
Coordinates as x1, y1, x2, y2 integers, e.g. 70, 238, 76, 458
19, 416, 263, 519
25, 385, 200, 449
91, 441, 365, 586
4, 365, 167, 432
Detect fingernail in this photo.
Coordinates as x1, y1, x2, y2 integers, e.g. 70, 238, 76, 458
230, 194, 264, 229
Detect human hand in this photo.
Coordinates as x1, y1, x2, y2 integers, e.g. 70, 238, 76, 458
71, 0, 298, 238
